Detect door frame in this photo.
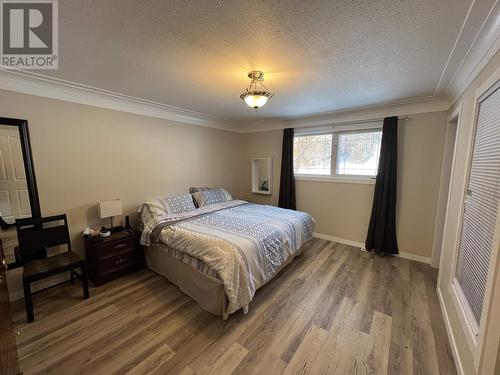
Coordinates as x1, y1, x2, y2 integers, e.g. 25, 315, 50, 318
431, 104, 461, 268
0, 117, 41, 220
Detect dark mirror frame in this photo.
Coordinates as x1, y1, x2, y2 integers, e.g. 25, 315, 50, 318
0, 117, 41, 220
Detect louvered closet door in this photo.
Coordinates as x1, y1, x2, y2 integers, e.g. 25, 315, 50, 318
456, 80, 500, 327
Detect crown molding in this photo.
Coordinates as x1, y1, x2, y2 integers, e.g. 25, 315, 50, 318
2, 0, 498, 137
445, 1, 500, 104
0, 3, 497, 135
0, 69, 449, 133
0, 69, 451, 134
235, 96, 451, 133
0, 69, 237, 132
435, 0, 493, 94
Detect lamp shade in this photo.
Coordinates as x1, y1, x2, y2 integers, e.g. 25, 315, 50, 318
243, 94, 269, 109
97, 199, 123, 219
240, 71, 274, 110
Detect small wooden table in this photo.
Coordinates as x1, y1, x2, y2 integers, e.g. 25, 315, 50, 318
84, 230, 144, 286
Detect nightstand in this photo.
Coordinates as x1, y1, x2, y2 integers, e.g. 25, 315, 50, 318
84, 230, 144, 286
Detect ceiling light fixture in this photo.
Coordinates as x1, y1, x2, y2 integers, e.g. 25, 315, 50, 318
240, 71, 274, 110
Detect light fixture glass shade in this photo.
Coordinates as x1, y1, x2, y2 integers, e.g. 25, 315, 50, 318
243, 94, 269, 109
240, 71, 274, 110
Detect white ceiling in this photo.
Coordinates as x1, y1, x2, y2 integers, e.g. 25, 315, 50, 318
19, 0, 498, 122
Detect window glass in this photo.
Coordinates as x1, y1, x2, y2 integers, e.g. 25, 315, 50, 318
293, 134, 332, 175
336, 131, 382, 176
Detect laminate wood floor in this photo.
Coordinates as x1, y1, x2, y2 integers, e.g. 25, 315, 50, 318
12, 239, 457, 375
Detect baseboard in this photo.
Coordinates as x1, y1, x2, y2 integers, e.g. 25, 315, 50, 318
8, 273, 70, 301
312, 232, 431, 264
396, 252, 431, 264
437, 286, 465, 375
313, 232, 365, 249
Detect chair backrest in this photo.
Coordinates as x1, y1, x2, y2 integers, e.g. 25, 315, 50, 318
15, 214, 71, 263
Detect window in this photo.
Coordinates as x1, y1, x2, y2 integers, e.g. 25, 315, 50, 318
293, 127, 382, 179
293, 134, 332, 175
336, 131, 382, 176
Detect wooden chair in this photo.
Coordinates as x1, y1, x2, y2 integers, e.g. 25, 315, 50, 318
15, 214, 89, 322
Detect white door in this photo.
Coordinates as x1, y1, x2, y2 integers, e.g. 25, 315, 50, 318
0, 128, 31, 224
454, 80, 500, 333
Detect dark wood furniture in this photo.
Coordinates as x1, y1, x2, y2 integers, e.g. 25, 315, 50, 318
0, 117, 41, 220
16, 214, 89, 323
0, 117, 42, 272
0, 239, 20, 375
84, 230, 144, 286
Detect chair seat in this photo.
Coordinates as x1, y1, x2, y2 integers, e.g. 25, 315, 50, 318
24, 251, 83, 278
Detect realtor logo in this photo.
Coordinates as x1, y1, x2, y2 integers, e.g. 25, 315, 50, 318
1, 0, 58, 69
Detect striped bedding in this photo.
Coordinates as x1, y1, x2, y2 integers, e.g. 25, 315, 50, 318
152, 243, 218, 278
140, 200, 314, 317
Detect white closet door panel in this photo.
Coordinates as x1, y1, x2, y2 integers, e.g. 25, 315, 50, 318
8, 135, 26, 181
17, 189, 31, 217
0, 190, 13, 218
455, 81, 500, 325
0, 146, 7, 181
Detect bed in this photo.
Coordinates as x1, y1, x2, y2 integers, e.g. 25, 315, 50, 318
139, 194, 314, 319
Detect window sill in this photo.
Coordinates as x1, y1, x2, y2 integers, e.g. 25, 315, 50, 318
294, 175, 376, 185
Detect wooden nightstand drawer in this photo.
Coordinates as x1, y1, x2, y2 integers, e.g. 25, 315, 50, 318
97, 237, 139, 259
98, 250, 142, 275
84, 230, 144, 286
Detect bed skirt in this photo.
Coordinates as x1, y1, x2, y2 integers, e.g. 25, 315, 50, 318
143, 241, 310, 317
144, 245, 228, 316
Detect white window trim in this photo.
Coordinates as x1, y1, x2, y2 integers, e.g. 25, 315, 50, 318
294, 121, 383, 135
294, 122, 383, 183
295, 174, 376, 185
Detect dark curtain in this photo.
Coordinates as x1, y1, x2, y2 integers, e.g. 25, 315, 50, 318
365, 116, 399, 255
278, 128, 296, 210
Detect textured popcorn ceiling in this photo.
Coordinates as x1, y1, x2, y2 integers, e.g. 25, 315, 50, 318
42, 0, 473, 121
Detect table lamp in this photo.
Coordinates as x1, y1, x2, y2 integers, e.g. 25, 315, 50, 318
97, 199, 123, 234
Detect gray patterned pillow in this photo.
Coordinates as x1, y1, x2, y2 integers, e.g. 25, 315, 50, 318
192, 188, 233, 207
158, 193, 197, 214
138, 193, 196, 231
189, 186, 211, 194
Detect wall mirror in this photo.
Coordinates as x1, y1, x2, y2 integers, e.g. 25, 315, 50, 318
0, 117, 40, 266
252, 158, 272, 195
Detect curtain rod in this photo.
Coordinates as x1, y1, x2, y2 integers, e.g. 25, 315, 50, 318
352, 116, 411, 123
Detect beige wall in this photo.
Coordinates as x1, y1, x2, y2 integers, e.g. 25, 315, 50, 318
438, 50, 500, 375
397, 112, 447, 257
0, 90, 243, 239
240, 111, 447, 258
239, 130, 282, 206
496, 344, 500, 375
0, 89, 242, 295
